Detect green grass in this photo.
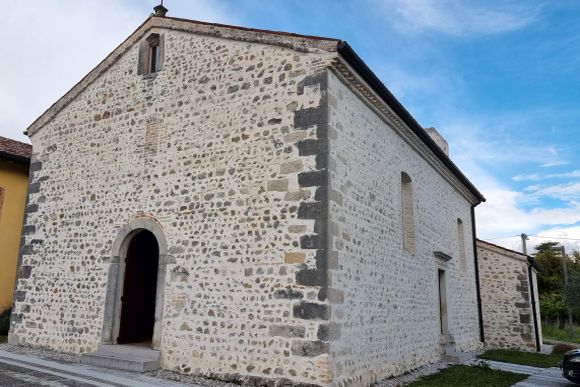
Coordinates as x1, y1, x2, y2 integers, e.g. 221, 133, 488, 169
478, 349, 561, 368
407, 365, 527, 387
542, 323, 580, 344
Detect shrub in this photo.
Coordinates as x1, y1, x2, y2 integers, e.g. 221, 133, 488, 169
552, 343, 578, 354
0, 307, 11, 335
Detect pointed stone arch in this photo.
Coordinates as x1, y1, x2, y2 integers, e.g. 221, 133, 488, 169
101, 218, 174, 349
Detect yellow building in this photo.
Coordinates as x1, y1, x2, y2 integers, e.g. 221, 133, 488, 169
0, 136, 31, 312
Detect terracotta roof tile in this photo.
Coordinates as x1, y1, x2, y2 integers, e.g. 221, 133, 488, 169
0, 136, 32, 161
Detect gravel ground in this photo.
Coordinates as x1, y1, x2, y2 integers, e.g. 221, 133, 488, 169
0, 343, 80, 364
146, 369, 239, 387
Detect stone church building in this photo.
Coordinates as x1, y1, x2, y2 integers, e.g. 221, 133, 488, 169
10, 6, 486, 386
477, 239, 542, 352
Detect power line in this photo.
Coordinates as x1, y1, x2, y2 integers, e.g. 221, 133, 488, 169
485, 235, 520, 240
485, 234, 580, 242
529, 235, 580, 241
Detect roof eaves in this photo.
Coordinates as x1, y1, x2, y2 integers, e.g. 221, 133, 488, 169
336, 41, 485, 204
0, 150, 30, 164
25, 16, 155, 136
162, 16, 340, 42
477, 238, 529, 258
527, 255, 542, 272
26, 16, 339, 136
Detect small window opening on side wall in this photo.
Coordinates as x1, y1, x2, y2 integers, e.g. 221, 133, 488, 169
147, 34, 160, 74
139, 33, 164, 76
401, 172, 416, 254
457, 218, 466, 272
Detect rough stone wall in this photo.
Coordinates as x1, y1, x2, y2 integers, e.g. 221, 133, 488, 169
9, 26, 338, 386
477, 241, 538, 351
325, 71, 481, 386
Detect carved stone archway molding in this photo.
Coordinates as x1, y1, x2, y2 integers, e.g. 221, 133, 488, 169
101, 218, 175, 349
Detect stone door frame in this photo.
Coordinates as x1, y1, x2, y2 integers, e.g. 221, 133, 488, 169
101, 218, 174, 349
434, 251, 453, 353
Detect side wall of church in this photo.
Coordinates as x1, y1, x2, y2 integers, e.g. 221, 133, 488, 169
325, 71, 482, 386
477, 242, 539, 351
9, 27, 337, 386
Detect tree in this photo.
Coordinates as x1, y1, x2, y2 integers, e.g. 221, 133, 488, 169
564, 265, 580, 313
535, 241, 561, 253
534, 248, 563, 294
539, 292, 566, 324
534, 242, 580, 336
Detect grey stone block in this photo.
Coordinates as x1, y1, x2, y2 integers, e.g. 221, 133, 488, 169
296, 139, 328, 156
300, 234, 325, 249
290, 340, 329, 357
293, 302, 329, 320
296, 269, 328, 287
297, 201, 328, 220
273, 288, 303, 300
298, 170, 328, 188
269, 324, 305, 338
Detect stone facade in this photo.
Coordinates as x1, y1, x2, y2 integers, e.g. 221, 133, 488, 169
10, 14, 484, 386
325, 71, 482, 386
477, 239, 542, 351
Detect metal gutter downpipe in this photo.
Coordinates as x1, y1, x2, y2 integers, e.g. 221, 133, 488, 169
471, 204, 485, 343
527, 261, 541, 352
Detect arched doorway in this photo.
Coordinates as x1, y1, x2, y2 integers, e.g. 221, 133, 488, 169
102, 218, 173, 350
117, 230, 159, 344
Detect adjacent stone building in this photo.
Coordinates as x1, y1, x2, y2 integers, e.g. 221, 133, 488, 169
477, 239, 542, 352
10, 7, 486, 386
0, 136, 31, 312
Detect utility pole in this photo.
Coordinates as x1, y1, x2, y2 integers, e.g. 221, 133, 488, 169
553, 245, 574, 337
521, 233, 529, 255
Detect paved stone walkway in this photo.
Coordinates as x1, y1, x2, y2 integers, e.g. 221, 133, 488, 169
485, 360, 574, 387
0, 350, 195, 387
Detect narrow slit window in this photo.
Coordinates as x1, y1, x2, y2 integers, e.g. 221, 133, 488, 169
139, 33, 163, 75
457, 218, 466, 272
146, 34, 160, 74
401, 172, 416, 253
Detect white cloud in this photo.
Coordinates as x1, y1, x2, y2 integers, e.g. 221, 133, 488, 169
475, 185, 580, 238
540, 161, 570, 168
443, 119, 580, 247
484, 226, 580, 253
512, 173, 541, 181
378, 0, 539, 36
524, 182, 580, 201
0, 0, 234, 144
513, 169, 580, 182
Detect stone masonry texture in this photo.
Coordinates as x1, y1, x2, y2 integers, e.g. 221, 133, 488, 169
477, 240, 541, 351
10, 15, 484, 387
325, 71, 481, 386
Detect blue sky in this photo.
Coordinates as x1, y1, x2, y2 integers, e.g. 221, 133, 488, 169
2, 0, 580, 251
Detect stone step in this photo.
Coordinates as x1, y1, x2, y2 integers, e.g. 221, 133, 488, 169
80, 344, 160, 372
95, 344, 160, 359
